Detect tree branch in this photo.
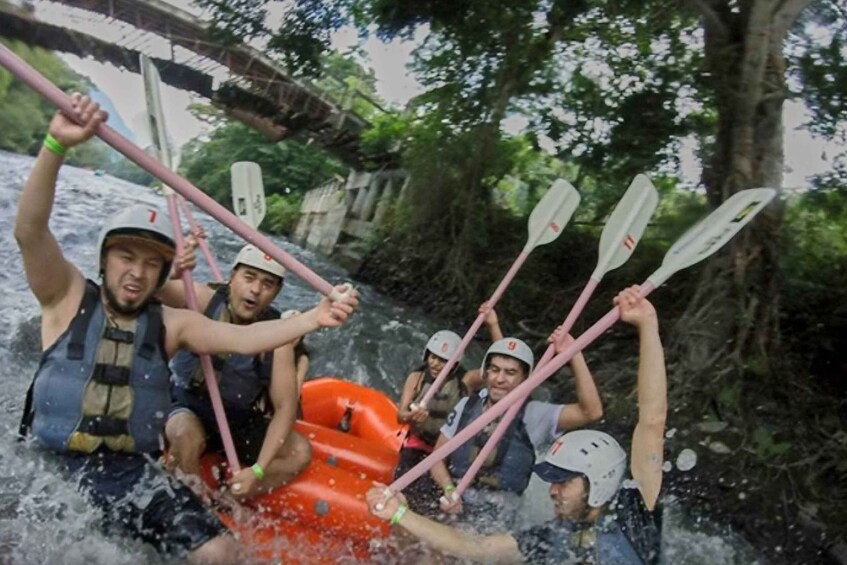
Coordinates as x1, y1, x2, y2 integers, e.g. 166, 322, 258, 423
686, 0, 729, 36
727, 0, 775, 191
772, 0, 814, 38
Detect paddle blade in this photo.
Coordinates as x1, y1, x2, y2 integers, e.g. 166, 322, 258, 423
231, 162, 266, 228
594, 174, 659, 278
526, 179, 581, 250
648, 188, 777, 287
139, 55, 172, 171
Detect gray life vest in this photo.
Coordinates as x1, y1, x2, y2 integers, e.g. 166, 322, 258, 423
517, 515, 646, 565
170, 285, 277, 413
26, 280, 170, 455
408, 365, 467, 446
449, 391, 535, 494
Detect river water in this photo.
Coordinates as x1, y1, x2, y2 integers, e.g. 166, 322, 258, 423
0, 151, 757, 564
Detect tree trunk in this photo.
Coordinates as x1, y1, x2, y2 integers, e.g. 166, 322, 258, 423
673, 0, 810, 376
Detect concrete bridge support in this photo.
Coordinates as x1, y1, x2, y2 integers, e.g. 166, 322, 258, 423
294, 169, 408, 268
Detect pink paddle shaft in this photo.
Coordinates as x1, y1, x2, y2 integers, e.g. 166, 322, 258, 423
178, 197, 224, 282
166, 196, 241, 473
390, 282, 655, 493
418, 250, 530, 407
455, 279, 599, 495
0, 45, 336, 298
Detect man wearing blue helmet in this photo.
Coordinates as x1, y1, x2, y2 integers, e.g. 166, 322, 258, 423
368, 286, 666, 564
14, 95, 358, 564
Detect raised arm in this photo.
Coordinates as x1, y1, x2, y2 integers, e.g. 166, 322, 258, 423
367, 485, 521, 564
163, 286, 358, 357
14, 95, 106, 313
552, 329, 604, 431
480, 301, 504, 342
617, 285, 666, 510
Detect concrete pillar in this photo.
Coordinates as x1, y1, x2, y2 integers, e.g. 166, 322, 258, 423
373, 177, 395, 225
360, 175, 382, 221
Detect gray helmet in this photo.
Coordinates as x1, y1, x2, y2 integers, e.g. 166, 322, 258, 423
232, 244, 287, 281
97, 204, 175, 288
535, 430, 627, 507
424, 330, 462, 362
481, 337, 534, 376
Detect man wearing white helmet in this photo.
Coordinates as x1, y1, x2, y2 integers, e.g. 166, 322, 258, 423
160, 242, 313, 502
14, 95, 358, 564
426, 315, 603, 531
368, 286, 666, 564
393, 305, 500, 514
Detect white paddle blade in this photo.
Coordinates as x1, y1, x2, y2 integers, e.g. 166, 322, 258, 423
648, 188, 777, 288
594, 174, 659, 278
140, 55, 172, 171
231, 161, 266, 228
526, 179, 581, 250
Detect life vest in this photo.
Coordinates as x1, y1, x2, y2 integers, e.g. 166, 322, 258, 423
170, 285, 278, 413
24, 280, 170, 455
518, 515, 646, 565
408, 365, 467, 446
448, 391, 535, 494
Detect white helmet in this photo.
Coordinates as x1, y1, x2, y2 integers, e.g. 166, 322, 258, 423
481, 337, 534, 376
232, 244, 287, 280
424, 330, 462, 362
97, 204, 176, 288
534, 430, 627, 507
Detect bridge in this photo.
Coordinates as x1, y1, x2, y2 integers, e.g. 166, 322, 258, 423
0, 0, 392, 166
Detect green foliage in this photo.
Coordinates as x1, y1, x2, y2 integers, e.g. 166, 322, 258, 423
263, 193, 303, 235
178, 106, 345, 207
753, 426, 792, 460
0, 39, 86, 154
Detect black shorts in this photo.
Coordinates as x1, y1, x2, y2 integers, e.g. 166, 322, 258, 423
59, 449, 227, 558
170, 386, 270, 465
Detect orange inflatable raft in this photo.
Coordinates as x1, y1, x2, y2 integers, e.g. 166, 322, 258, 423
200, 377, 408, 563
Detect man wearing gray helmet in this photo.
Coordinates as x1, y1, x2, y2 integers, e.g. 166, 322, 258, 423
160, 243, 311, 501
368, 286, 666, 564
14, 94, 358, 564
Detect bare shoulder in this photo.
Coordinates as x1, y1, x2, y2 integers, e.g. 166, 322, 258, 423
39, 270, 87, 350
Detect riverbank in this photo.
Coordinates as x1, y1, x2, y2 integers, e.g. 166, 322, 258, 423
354, 229, 846, 565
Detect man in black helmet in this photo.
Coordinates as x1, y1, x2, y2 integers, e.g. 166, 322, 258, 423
14, 94, 358, 564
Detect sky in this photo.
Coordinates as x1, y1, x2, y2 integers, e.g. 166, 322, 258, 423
34, 0, 841, 190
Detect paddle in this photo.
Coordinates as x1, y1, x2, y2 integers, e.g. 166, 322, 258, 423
0, 45, 348, 301
413, 179, 581, 410
141, 54, 242, 472
453, 174, 659, 497
386, 188, 776, 505
231, 161, 267, 230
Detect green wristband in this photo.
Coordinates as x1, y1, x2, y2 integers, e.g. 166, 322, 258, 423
389, 503, 408, 525
443, 483, 456, 494
43, 133, 67, 156
251, 463, 265, 480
